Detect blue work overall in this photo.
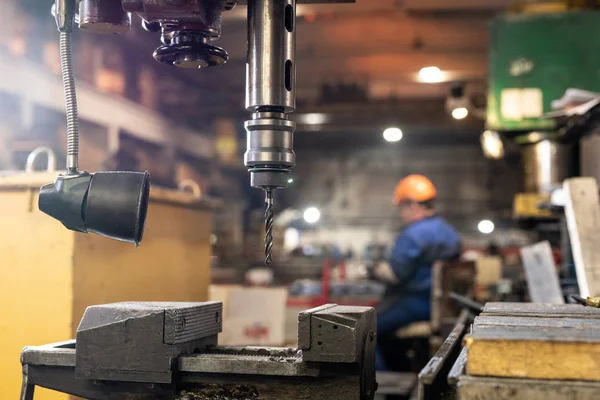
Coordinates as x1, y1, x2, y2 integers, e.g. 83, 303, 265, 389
376, 215, 460, 370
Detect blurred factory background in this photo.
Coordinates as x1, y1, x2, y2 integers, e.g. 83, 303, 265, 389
0, 0, 532, 263
4, 1, 600, 398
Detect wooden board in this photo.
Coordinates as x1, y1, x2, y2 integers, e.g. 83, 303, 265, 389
458, 375, 600, 400
466, 321, 600, 380
564, 177, 600, 297
474, 315, 600, 329
474, 256, 502, 286
520, 241, 564, 304
481, 302, 600, 319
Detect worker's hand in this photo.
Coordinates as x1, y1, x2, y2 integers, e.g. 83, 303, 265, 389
369, 261, 399, 284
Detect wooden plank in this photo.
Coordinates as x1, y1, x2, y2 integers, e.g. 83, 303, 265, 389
520, 241, 564, 304
564, 177, 600, 297
474, 315, 600, 330
465, 323, 600, 380
458, 375, 600, 400
470, 324, 600, 342
481, 302, 600, 319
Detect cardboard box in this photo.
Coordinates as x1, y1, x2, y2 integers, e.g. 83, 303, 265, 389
210, 285, 288, 346
475, 256, 503, 286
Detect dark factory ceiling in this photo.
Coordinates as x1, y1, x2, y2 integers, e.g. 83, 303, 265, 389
149, 0, 509, 140
23, 0, 510, 143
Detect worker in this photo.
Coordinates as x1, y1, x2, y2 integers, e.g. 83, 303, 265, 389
371, 175, 461, 370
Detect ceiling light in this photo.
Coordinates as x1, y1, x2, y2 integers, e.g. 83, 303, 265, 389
301, 113, 328, 125
383, 127, 403, 142
419, 66, 442, 83
452, 107, 469, 120
303, 207, 321, 224
287, 178, 294, 183
478, 220, 495, 234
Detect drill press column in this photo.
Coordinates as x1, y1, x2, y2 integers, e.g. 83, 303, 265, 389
244, 0, 297, 265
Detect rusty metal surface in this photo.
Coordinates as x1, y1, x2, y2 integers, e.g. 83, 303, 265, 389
176, 384, 260, 400
79, 0, 131, 34
180, 374, 362, 399
21, 303, 376, 399
179, 346, 322, 377
447, 347, 467, 386
21, 341, 76, 367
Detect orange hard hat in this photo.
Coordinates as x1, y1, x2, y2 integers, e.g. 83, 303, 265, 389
393, 174, 437, 205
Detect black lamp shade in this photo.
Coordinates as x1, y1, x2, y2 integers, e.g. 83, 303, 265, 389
39, 171, 150, 246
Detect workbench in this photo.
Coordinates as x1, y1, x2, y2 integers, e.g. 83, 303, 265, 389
455, 302, 600, 400
0, 172, 214, 400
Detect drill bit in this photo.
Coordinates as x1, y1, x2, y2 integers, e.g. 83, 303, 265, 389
264, 189, 274, 266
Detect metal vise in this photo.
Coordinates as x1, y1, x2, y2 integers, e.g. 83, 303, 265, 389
21, 302, 377, 399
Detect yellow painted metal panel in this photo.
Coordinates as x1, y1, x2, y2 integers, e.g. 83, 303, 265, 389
0, 180, 213, 399
0, 189, 74, 400
513, 192, 553, 219
72, 201, 212, 334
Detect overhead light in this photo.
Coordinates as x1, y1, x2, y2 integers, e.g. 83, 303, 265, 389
383, 127, 403, 142
478, 219, 495, 234
446, 81, 471, 120
300, 113, 328, 125
452, 107, 469, 120
303, 207, 321, 224
287, 178, 294, 184
283, 227, 300, 251
419, 66, 442, 83
480, 130, 505, 160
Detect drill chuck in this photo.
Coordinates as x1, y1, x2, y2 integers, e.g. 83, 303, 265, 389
244, 111, 295, 189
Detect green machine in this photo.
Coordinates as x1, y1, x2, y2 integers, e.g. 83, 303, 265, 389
486, 10, 600, 217
488, 11, 600, 133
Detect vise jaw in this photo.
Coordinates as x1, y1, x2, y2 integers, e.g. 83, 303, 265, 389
75, 302, 222, 383
20, 302, 377, 400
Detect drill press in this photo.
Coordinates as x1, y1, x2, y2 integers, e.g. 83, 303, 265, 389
46, 0, 353, 263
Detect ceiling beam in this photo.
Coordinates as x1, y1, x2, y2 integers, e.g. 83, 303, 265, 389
403, 0, 509, 11
224, 0, 508, 20
224, 0, 397, 20
220, 13, 489, 59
